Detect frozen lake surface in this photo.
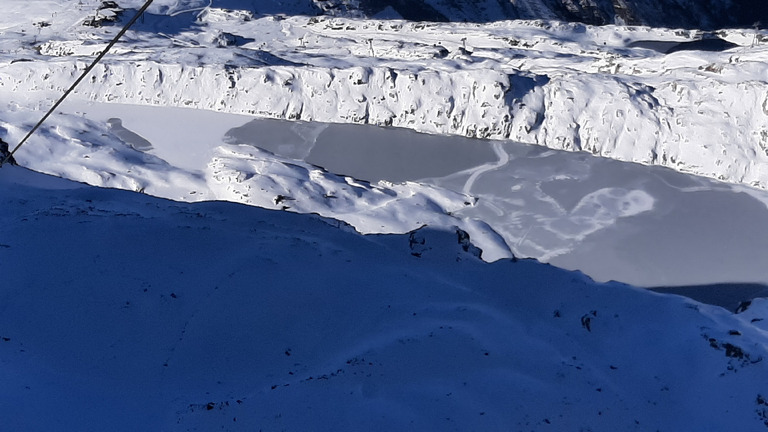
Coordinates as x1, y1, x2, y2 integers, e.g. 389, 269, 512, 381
66, 101, 768, 288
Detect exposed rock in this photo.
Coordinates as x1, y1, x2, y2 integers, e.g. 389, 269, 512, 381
338, 0, 768, 30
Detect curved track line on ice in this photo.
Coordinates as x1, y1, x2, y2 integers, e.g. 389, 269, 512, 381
6, 101, 768, 287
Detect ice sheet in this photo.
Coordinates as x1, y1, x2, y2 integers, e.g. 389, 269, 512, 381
59, 101, 768, 287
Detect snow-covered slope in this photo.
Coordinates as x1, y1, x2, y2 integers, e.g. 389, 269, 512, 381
3, 164, 768, 431
3, 2, 768, 189
3, 1, 768, 287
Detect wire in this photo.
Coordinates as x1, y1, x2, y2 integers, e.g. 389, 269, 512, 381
0, 0, 155, 167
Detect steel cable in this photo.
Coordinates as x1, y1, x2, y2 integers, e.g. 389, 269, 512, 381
1, 0, 155, 167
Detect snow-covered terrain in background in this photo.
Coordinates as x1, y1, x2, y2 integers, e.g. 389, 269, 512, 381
4, 1, 768, 188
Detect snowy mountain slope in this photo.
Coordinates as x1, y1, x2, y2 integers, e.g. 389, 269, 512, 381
4, 2, 768, 190
3, 164, 768, 431
8, 99, 768, 288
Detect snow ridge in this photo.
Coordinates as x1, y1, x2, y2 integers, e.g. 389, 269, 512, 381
4, 40, 768, 189
4, 6, 768, 189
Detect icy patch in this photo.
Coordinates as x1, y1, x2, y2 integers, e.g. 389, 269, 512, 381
571, 188, 653, 223
15, 101, 768, 287
227, 119, 498, 182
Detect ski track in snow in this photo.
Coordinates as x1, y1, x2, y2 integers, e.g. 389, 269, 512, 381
462, 140, 510, 196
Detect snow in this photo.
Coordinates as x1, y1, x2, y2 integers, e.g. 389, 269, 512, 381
1, 1, 768, 287
4, 3, 768, 189
3, 2, 768, 429
3, 164, 768, 431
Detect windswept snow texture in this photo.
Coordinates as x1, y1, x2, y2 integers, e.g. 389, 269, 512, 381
3, 165, 768, 431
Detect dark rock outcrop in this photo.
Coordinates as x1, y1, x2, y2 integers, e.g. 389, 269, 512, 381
345, 0, 768, 29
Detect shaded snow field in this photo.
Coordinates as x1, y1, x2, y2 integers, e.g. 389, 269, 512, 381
4, 163, 768, 431
12, 100, 766, 291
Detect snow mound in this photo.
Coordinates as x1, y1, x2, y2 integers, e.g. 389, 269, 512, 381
207, 143, 476, 234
